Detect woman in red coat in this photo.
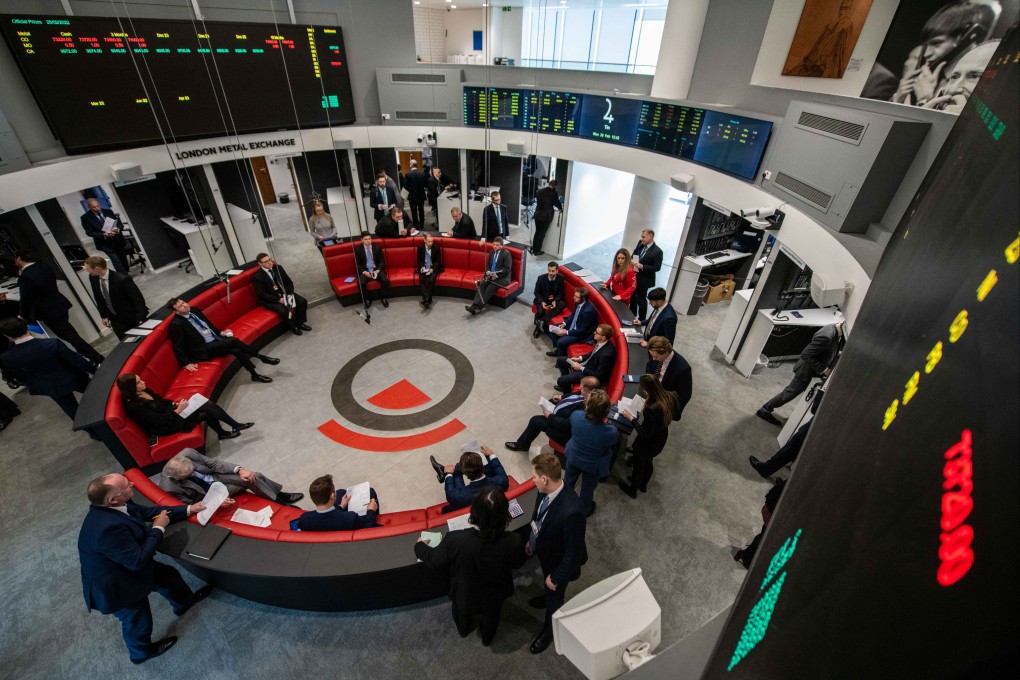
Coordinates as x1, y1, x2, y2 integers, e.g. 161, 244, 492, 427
604, 248, 637, 303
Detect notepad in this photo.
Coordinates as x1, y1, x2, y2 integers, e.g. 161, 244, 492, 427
420, 530, 443, 547
346, 481, 372, 516
538, 396, 556, 413
344, 276, 355, 283
185, 524, 232, 560
177, 393, 209, 419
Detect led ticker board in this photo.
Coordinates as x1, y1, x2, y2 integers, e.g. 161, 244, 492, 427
0, 15, 355, 153
464, 86, 772, 181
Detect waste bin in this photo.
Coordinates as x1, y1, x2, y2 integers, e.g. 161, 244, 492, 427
277, 192, 290, 204
686, 277, 711, 315
752, 353, 769, 375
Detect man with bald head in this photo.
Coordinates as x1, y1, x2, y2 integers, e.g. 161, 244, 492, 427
80, 197, 130, 273
78, 473, 212, 664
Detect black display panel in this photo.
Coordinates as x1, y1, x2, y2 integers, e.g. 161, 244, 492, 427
463, 86, 771, 181
0, 14, 355, 153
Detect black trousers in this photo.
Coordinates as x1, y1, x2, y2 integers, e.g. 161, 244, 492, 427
264, 294, 308, 328
631, 279, 653, 320
631, 450, 655, 492
107, 314, 140, 340
184, 401, 242, 435
473, 280, 501, 308
98, 244, 130, 273
762, 366, 815, 413
409, 198, 426, 230
452, 601, 504, 645
40, 314, 104, 364
515, 415, 570, 450
540, 579, 569, 635
757, 421, 811, 476
359, 271, 390, 301
204, 338, 260, 373
533, 218, 552, 253
111, 562, 193, 661
419, 271, 438, 302
534, 301, 566, 325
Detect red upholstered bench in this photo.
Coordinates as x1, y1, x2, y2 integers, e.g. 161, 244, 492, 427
323, 237, 525, 308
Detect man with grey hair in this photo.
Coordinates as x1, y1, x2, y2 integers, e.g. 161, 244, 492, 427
159, 448, 303, 505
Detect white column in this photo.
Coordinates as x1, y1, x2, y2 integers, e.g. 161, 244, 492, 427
650, 0, 710, 101
622, 175, 672, 250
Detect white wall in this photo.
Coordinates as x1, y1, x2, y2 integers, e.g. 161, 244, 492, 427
562, 162, 633, 259
413, 6, 447, 62
446, 9, 486, 60
499, 8, 523, 63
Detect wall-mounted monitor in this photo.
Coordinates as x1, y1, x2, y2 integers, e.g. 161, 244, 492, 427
0, 14, 355, 154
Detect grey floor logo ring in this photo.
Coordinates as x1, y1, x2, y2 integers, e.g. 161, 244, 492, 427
331, 339, 474, 431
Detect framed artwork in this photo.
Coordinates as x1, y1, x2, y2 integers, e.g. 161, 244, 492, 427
782, 0, 875, 78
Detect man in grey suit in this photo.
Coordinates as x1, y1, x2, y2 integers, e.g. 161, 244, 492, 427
757, 321, 845, 425
159, 449, 303, 505
466, 237, 512, 314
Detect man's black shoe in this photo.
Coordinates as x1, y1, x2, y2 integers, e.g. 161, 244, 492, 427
260, 355, 281, 365
545, 350, 559, 357
176, 585, 213, 616
299, 323, 312, 331
251, 373, 273, 383
420, 300, 428, 308
235, 422, 255, 431
618, 481, 638, 499
276, 492, 304, 504
365, 299, 372, 309
749, 456, 771, 478
219, 430, 241, 439
131, 636, 178, 664
504, 441, 523, 452
429, 455, 445, 483
755, 408, 782, 426
530, 631, 554, 654
528, 595, 546, 609
381, 298, 390, 308
465, 305, 478, 315
533, 327, 542, 338
291, 328, 303, 336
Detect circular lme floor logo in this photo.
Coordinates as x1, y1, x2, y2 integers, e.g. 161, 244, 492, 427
319, 339, 474, 451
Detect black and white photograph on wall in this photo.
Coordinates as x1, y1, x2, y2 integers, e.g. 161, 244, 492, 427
860, 0, 1018, 112
782, 0, 875, 78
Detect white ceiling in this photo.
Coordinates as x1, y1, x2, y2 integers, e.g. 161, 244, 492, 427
412, 0, 668, 10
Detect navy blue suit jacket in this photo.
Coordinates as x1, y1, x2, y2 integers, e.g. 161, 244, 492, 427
560, 301, 598, 341
78, 501, 189, 614
647, 351, 692, 421
297, 488, 379, 531
0, 338, 92, 398
644, 304, 678, 344
442, 457, 509, 513
533, 485, 588, 587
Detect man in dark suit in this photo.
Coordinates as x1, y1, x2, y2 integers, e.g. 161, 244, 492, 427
354, 232, 390, 308
646, 336, 693, 422
505, 376, 599, 452
533, 261, 566, 337
375, 206, 415, 238
757, 321, 844, 426
531, 180, 562, 256
630, 229, 663, 320
83, 256, 148, 340
369, 171, 400, 221
547, 287, 598, 356
639, 287, 677, 347
555, 324, 617, 392
78, 472, 212, 664
417, 231, 443, 307
15, 251, 105, 366
159, 448, 303, 505
525, 452, 588, 654
428, 445, 509, 513
482, 191, 510, 242
466, 237, 512, 314
296, 474, 380, 531
252, 253, 310, 336
448, 207, 477, 239
427, 166, 456, 221
404, 160, 427, 230
166, 298, 277, 383
80, 197, 129, 273
0, 317, 94, 421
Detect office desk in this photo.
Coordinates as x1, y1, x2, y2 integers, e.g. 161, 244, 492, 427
675, 250, 752, 315
735, 307, 844, 378
161, 216, 233, 278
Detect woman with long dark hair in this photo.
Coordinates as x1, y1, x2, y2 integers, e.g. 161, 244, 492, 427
603, 248, 637, 304
619, 374, 677, 498
414, 487, 526, 646
116, 373, 252, 440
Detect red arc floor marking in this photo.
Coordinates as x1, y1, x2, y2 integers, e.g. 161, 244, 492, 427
318, 418, 467, 452
367, 379, 431, 409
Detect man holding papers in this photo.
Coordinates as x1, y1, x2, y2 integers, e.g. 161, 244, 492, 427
428, 444, 509, 513
297, 474, 380, 531
159, 449, 303, 506
252, 253, 310, 336
80, 197, 130, 273
83, 256, 148, 340
354, 232, 391, 309
546, 288, 597, 356
505, 376, 599, 454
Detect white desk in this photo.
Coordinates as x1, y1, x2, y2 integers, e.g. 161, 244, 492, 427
674, 250, 752, 315
734, 306, 844, 378
161, 216, 233, 279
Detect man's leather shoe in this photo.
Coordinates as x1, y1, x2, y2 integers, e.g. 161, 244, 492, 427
235, 422, 255, 431
530, 631, 554, 654
219, 429, 241, 439
176, 585, 213, 616
260, 355, 280, 365
131, 636, 177, 664
276, 492, 304, 504
618, 481, 638, 499
365, 299, 372, 309
756, 408, 782, 426
749, 456, 771, 478
381, 298, 390, 308
291, 327, 303, 336
504, 441, 523, 452
429, 455, 445, 483
299, 323, 312, 331
251, 373, 273, 383
545, 350, 559, 357
533, 327, 542, 338
465, 305, 477, 315
420, 300, 428, 308
528, 595, 546, 609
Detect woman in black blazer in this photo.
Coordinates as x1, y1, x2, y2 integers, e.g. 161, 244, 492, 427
116, 373, 252, 440
619, 374, 678, 498
414, 487, 526, 646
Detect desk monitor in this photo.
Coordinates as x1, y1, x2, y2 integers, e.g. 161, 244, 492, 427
552, 568, 661, 680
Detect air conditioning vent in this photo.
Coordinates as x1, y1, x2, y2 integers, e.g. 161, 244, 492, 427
395, 110, 449, 121
773, 171, 834, 211
391, 72, 447, 84
796, 111, 867, 145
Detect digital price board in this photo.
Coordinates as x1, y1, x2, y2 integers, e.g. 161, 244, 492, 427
578, 95, 643, 144
0, 14, 355, 153
524, 89, 581, 135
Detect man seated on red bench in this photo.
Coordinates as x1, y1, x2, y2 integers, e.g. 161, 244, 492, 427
555, 324, 616, 393
166, 298, 278, 383
375, 206, 417, 238
296, 474, 380, 531
159, 449, 304, 506
465, 237, 512, 315
429, 445, 508, 514
533, 261, 566, 338
252, 253, 311, 336
546, 288, 597, 357
354, 232, 390, 309
505, 376, 599, 453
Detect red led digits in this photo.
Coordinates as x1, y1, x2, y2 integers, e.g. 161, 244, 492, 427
937, 430, 974, 587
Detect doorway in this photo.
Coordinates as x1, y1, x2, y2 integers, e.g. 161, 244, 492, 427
250, 157, 277, 205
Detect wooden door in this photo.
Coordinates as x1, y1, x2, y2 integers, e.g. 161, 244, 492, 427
250, 157, 277, 205
398, 150, 424, 175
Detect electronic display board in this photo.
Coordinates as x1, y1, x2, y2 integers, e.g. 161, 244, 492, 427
524, 89, 581, 135
578, 95, 643, 144
692, 111, 772, 181
0, 14, 355, 154
636, 101, 704, 157
462, 86, 525, 129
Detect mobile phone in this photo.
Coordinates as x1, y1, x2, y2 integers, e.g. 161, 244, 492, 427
792, 311, 803, 318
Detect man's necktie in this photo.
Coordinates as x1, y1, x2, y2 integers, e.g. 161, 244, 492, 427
644, 308, 659, 339
365, 247, 375, 272
651, 360, 663, 379
100, 277, 113, 311
569, 303, 582, 332
490, 253, 498, 272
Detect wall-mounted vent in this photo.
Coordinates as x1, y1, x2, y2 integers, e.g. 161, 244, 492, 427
395, 110, 449, 121
773, 171, 834, 211
391, 72, 447, 84
796, 111, 867, 145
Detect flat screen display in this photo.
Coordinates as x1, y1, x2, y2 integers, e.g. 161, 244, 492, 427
578, 95, 643, 144
0, 14, 355, 154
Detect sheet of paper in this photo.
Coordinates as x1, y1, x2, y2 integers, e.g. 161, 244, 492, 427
285, 294, 296, 308
538, 396, 556, 413
102, 217, 118, 233
420, 530, 443, 547
225, 269, 244, 276
508, 498, 524, 519
178, 393, 209, 419
196, 481, 230, 526
231, 505, 274, 527
138, 318, 160, 329
346, 481, 371, 516
124, 328, 153, 337
630, 395, 646, 414
625, 334, 644, 344
446, 513, 473, 532
618, 396, 633, 413
581, 274, 603, 284
458, 439, 480, 454
572, 268, 594, 277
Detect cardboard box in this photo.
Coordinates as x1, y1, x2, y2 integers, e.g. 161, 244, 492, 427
704, 274, 736, 304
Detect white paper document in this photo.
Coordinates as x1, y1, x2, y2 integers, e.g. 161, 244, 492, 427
618, 395, 645, 415
178, 393, 209, 419
124, 328, 153, 337
420, 530, 443, 547
231, 505, 274, 527
102, 217, 118, 233
459, 439, 480, 454
538, 396, 556, 413
196, 481, 230, 526
572, 268, 594, 277
446, 513, 473, 532
225, 269, 244, 276
346, 481, 372, 516
138, 318, 160, 329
